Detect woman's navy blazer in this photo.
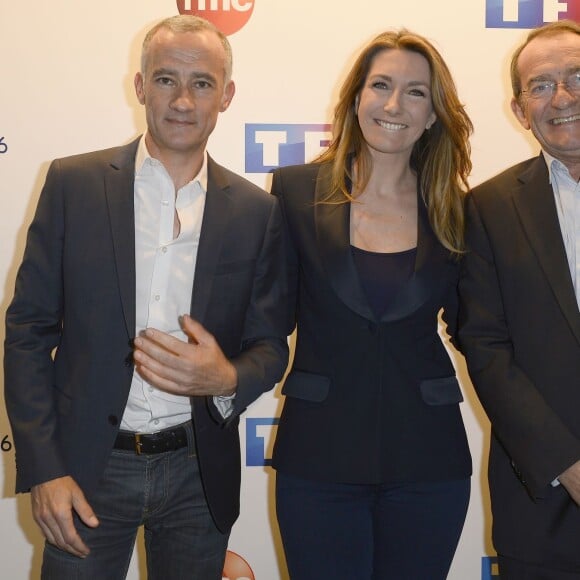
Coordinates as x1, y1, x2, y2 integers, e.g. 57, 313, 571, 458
271, 162, 471, 484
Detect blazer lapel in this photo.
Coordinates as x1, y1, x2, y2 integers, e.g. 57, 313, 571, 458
315, 164, 375, 321
315, 164, 452, 323
104, 138, 139, 339
512, 155, 580, 345
380, 193, 452, 322
190, 156, 232, 322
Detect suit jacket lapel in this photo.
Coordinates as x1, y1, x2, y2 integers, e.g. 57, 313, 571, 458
380, 192, 451, 322
104, 149, 233, 334
104, 138, 139, 339
315, 164, 450, 323
315, 164, 375, 321
512, 155, 580, 345
190, 156, 232, 322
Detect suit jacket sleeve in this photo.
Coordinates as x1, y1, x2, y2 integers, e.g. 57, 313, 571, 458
458, 192, 580, 497
4, 159, 68, 490
270, 167, 299, 335
226, 197, 289, 419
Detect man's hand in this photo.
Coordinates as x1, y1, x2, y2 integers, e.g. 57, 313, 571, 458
558, 460, 580, 505
31, 476, 99, 557
133, 314, 238, 397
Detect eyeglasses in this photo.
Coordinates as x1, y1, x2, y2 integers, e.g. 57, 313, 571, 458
521, 71, 580, 100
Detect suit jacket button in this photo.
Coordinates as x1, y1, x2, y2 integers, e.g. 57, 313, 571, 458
108, 415, 119, 426
124, 352, 133, 367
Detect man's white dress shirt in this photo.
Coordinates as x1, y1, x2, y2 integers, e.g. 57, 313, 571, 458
121, 137, 232, 433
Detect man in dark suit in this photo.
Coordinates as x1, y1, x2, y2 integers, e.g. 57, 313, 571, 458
4, 14, 288, 579
458, 20, 580, 579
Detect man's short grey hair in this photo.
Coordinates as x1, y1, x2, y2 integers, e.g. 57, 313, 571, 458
141, 15, 233, 82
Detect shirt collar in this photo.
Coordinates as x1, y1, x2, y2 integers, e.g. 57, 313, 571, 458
543, 150, 573, 184
134, 134, 208, 193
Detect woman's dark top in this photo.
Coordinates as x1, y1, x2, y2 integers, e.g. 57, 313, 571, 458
351, 246, 417, 318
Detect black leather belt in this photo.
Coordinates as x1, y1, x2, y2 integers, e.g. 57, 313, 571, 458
114, 423, 189, 455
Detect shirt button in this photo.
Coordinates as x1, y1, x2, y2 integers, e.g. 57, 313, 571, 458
161, 200, 169, 206
154, 419, 160, 425
161, 246, 168, 254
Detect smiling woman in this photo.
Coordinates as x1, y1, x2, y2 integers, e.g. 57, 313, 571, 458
270, 28, 473, 580
356, 50, 436, 166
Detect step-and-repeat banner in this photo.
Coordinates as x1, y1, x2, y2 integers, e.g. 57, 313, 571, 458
1, 1, 577, 578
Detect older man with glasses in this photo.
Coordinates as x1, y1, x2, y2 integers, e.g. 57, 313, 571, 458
459, 19, 580, 580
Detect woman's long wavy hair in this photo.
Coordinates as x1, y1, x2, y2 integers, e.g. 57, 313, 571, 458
317, 30, 472, 254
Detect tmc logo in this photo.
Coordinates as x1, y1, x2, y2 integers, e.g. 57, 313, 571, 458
246, 418, 278, 466
245, 123, 331, 173
223, 550, 255, 580
176, 0, 254, 35
482, 556, 499, 579
486, 0, 580, 28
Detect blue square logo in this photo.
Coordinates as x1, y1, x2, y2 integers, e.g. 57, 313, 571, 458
246, 418, 279, 466
245, 123, 331, 173
482, 556, 500, 579
486, 0, 579, 28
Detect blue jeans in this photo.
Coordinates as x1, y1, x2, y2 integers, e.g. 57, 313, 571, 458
276, 472, 470, 580
41, 423, 229, 580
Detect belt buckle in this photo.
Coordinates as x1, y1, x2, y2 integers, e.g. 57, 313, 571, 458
134, 433, 143, 455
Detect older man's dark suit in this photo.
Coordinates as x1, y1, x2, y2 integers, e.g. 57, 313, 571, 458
458, 154, 580, 571
4, 137, 288, 533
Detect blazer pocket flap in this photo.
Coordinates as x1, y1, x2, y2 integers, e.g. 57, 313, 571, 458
420, 376, 463, 405
282, 371, 330, 402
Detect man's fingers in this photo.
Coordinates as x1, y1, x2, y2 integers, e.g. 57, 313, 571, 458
133, 345, 187, 385
136, 330, 183, 358
35, 505, 89, 557
133, 317, 233, 396
72, 491, 99, 529
180, 315, 210, 344
35, 518, 57, 546
31, 476, 93, 557
135, 363, 182, 394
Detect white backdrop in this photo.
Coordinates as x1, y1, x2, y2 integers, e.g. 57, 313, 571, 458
1, 1, 574, 578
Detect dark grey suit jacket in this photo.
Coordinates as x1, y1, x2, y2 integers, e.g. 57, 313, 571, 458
4, 137, 288, 532
458, 154, 580, 569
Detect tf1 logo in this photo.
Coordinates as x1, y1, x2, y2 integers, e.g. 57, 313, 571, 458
245, 123, 332, 173
481, 556, 499, 580
486, 0, 579, 28
246, 418, 278, 466
176, 0, 254, 35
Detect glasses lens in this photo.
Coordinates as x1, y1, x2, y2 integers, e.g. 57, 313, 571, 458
528, 81, 553, 98
526, 74, 580, 99
569, 72, 580, 92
